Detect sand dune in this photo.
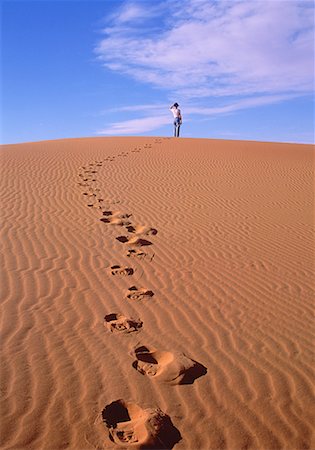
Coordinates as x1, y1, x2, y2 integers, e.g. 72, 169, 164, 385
0, 136, 314, 450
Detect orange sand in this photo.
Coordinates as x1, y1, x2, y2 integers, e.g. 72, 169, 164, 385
0, 137, 314, 449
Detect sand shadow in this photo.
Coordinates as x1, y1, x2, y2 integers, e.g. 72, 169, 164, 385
102, 399, 181, 449
131, 346, 207, 385
116, 236, 153, 246
104, 313, 142, 334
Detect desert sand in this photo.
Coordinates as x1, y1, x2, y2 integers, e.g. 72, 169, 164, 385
0, 136, 314, 450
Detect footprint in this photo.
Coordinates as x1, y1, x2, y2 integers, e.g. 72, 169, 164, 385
102, 218, 132, 226
102, 400, 181, 448
125, 225, 158, 236
126, 249, 147, 259
126, 286, 154, 300
116, 235, 129, 243
110, 265, 134, 276
104, 313, 142, 333
116, 236, 152, 246
101, 211, 132, 226
131, 345, 207, 385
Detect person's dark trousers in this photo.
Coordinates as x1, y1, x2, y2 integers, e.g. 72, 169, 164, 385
174, 118, 181, 137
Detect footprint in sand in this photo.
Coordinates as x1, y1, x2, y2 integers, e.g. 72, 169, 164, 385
102, 211, 114, 216
102, 400, 181, 448
131, 345, 207, 385
116, 236, 153, 246
101, 218, 133, 226
126, 249, 147, 259
125, 225, 158, 236
104, 313, 142, 334
110, 265, 134, 276
100, 211, 132, 226
126, 286, 154, 301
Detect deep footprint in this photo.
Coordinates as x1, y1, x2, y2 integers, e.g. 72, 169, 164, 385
116, 236, 152, 246
101, 211, 132, 226
126, 286, 154, 300
110, 265, 134, 276
102, 218, 132, 226
102, 399, 181, 448
131, 345, 207, 385
104, 313, 142, 333
125, 225, 158, 236
126, 249, 147, 259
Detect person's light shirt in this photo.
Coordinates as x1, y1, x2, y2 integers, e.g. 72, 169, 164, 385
170, 106, 181, 118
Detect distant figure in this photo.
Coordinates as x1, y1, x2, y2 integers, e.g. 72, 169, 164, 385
170, 103, 182, 137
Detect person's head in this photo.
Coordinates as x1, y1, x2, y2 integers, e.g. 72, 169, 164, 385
173, 102, 179, 108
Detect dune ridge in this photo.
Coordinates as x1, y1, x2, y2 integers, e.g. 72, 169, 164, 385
0, 136, 314, 449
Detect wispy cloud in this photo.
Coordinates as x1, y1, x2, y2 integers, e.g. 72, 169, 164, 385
109, 2, 164, 25
101, 103, 167, 114
97, 94, 298, 135
97, 115, 170, 135
95, 0, 314, 98
185, 93, 301, 115
95, 0, 313, 139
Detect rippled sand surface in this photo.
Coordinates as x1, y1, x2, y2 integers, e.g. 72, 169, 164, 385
1, 137, 314, 449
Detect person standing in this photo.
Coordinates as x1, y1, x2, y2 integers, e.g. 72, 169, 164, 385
170, 103, 182, 137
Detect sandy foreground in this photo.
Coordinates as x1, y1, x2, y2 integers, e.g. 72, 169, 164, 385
0, 136, 314, 450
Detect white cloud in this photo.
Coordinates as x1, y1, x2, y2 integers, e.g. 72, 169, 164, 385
115, 4, 148, 23
95, 0, 314, 98
97, 94, 299, 135
105, 2, 162, 25
97, 115, 170, 135
103, 103, 167, 114
185, 93, 301, 115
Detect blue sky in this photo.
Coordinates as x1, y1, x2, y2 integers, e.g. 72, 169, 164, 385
1, 0, 314, 144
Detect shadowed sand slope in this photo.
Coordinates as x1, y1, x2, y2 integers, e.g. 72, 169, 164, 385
0, 137, 314, 450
